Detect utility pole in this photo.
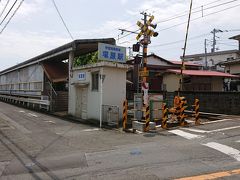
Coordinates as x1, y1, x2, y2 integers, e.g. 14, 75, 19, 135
211, 28, 223, 53
204, 39, 208, 69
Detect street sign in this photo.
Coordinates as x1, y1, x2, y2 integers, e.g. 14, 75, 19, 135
98, 43, 126, 63
78, 72, 86, 81
139, 70, 149, 77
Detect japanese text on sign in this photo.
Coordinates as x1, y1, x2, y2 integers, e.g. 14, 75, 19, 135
98, 43, 126, 63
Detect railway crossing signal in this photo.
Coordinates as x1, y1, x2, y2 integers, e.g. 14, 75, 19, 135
135, 12, 158, 131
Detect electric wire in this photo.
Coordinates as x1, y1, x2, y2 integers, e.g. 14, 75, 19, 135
51, 0, 74, 40
0, 0, 10, 19
0, 0, 24, 34
0, 0, 17, 26
150, 33, 211, 48
117, 0, 240, 41
116, 0, 225, 38
155, 0, 238, 24
120, 2, 240, 44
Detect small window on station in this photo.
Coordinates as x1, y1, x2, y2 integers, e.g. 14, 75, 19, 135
92, 72, 99, 91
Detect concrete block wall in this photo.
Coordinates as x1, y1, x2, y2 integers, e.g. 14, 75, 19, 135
165, 91, 240, 115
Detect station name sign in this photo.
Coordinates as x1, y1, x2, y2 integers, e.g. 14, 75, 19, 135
98, 43, 126, 63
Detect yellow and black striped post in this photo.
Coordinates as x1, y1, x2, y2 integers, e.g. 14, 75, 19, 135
194, 98, 200, 125
161, 103, 168, 129
145, 105, 150, 132
179, 97, 187, 126
122, 100, 128, 130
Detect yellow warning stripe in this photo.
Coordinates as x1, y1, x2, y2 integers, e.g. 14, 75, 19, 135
175, 168, 240, 180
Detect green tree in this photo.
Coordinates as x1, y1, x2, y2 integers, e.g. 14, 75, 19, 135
74, 51, 98, 67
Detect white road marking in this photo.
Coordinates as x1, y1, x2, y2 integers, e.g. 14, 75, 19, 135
236, 140, 240, 143
210, 125, 240, 133
183, 128, 208, 133
203, 119, 234, 124
82, 128, 99, 132
44, 120, 55, 124
203, 142, 240, 161
27, 113, 38, 117
19, 110, 25, 113
186, 120, 194, 123
169, 130, 204, 140
182, 125, 240, 134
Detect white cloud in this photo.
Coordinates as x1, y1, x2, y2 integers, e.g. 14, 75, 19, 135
16, 0, 47, 18
121, 0, 128, 5
0, 30, 70, 71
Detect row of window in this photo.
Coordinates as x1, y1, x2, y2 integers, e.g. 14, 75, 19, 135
0, 82, 43, 91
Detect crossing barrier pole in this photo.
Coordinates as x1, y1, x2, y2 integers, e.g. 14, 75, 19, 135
179, 97, 187, 126
122, 100, 128, 130
194, 98, 200, 125
145, 105, 150, 132
161, 103, 168, 129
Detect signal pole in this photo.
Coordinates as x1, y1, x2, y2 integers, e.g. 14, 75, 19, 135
135, 12, 158, 131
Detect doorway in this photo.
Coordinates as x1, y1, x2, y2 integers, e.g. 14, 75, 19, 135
76, 87, 88, 119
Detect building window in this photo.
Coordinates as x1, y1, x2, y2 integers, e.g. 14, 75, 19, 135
92, 72, 99, 91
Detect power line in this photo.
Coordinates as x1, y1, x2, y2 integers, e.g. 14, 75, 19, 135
156, 0, 238, 24
150, 33, 211, 48
51, 0, 74, 40
116, 0, 225, 38
0, 0, 17, 26
0, 0, 24, 34
117, 0, 240, 41
0, 0, 10, 19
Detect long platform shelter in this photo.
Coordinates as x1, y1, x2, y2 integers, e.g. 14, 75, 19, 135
0, 38, 116, 112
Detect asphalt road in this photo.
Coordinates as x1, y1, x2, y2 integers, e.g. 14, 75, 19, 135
0, 102, 240, 180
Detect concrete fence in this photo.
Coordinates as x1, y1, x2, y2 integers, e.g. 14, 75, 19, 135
165, 91, 240, 115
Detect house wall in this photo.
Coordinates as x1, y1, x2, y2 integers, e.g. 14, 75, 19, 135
185, 52, 239, 71
162, 74, 179, 92
212, 77, 223, 91
69, 62, 128, 121
163, 74, 224, 92
225, 63, 240, 75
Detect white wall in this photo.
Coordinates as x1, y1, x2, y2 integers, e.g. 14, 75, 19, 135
162, 74, 179, 92
102, 67, 126, 119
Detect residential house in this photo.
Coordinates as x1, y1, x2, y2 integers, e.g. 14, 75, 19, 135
162, 69, 238, 92
126, 54, 201, 99
182, 50, 240, 71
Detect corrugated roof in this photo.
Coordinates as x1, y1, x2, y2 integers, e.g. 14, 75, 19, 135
0, 38, 115, 75
170, 61, 201, 66
229, 34, 240, 40
167, 69, 239, 78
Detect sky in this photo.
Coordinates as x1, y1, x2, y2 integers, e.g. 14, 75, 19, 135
0, 0, 240, 71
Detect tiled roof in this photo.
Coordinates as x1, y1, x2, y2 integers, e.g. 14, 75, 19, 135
167, 69, 239, 78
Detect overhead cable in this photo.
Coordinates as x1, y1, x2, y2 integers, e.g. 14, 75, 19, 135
51, 0, 74, 40
0, 0, 24, 34
0, 0, 10, 19
0, 0, 17, 26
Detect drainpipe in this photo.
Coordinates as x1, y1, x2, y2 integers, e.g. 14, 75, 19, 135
99, 67, 103, 128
